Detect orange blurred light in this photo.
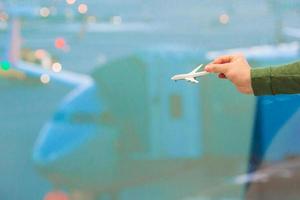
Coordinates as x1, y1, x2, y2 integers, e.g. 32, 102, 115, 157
55, 38, 66, 49
0, 12, 9, 21
219, 14, 230, 24
44, 191, 69, 200
78, 4, 88, 14
35, 49, 47, 59
66, 0, 76, 5
40, 7, 50, 18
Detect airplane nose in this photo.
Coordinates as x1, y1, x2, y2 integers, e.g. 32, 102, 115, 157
33, 120, 97, 164
32, 118, 119, 186
32, 85, 119, 186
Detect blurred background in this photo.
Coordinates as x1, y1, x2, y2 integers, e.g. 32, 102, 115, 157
0, 0, 300, 200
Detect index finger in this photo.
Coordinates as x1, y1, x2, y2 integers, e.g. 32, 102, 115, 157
205, 63, 230, 74
212, 55, 235, 64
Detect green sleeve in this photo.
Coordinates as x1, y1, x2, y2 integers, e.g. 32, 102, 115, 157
251, 61, 300, 96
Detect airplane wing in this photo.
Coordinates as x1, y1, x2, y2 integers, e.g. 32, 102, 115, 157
191, 64, 203, 73
185, 64, 203, 83
185, 77, 199, 83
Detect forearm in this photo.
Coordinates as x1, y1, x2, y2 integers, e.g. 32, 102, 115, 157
251, 61, 300, 96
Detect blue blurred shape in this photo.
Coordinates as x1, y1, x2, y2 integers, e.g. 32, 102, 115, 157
33, 85, 102, 164
250, 94, 300, 171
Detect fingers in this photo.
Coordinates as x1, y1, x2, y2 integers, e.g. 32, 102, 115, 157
212, 55, 234, 64
205, 63, 229, 74
211, 53, 244, 64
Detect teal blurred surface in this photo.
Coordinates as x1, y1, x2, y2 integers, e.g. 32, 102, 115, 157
0, 0, 300, 199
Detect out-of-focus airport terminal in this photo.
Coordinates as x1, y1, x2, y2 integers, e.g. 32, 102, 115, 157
1, 0, 300, 200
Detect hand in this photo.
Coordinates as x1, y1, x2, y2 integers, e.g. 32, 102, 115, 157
205, 53, 254, 94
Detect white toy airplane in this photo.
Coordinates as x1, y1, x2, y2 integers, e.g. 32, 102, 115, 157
171, 64, 209, 83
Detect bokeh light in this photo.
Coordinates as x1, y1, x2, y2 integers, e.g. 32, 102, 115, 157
35, 49, 47, 59
78, 4, 88, 14
55, 38, 66, 49
44, 191, 69, 200
111, 16, 122, 25
52, 62, 62, 73
40, 7, 50, 18
66, 0, 76, 5
0, 61, 11, 71
0, 12, 9, 22
219, 14, 230, 24
40, 74, 51, 84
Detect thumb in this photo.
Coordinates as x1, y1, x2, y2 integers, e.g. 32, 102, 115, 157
205, 63, 229, 74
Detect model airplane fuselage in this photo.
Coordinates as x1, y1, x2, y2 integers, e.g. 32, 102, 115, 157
171, 64, 209, 83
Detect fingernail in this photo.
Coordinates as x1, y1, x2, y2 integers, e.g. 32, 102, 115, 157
205, 66, 210, 72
